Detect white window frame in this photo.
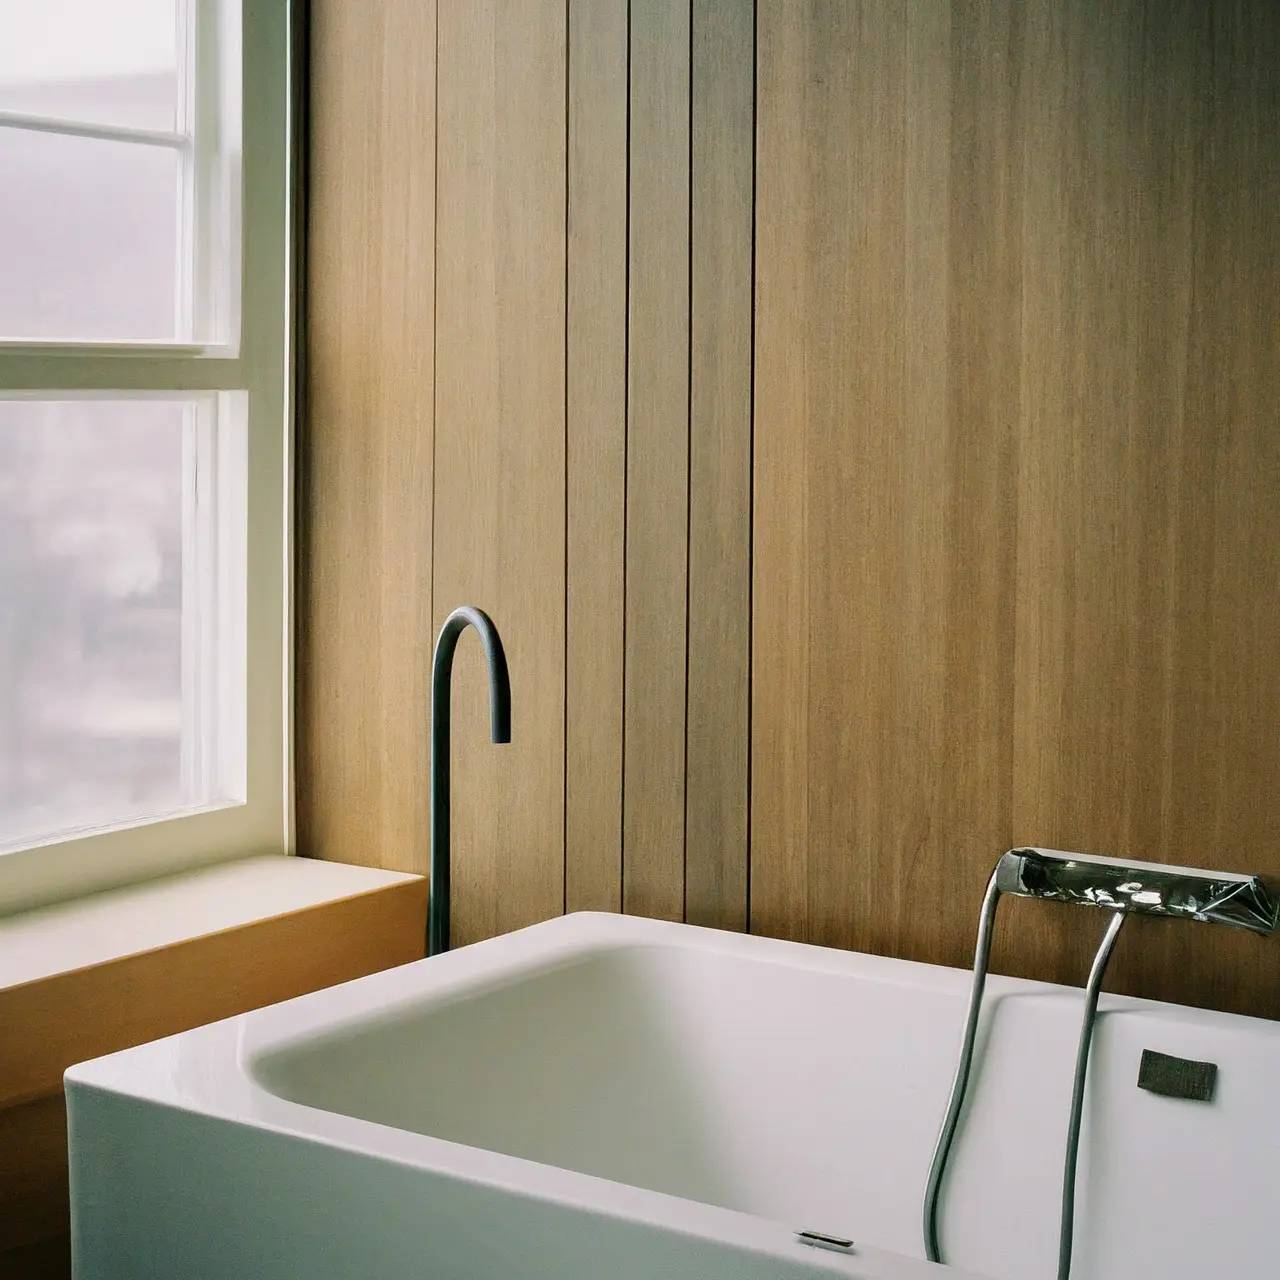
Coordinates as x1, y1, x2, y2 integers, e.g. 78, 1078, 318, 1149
0, 0, 293, 914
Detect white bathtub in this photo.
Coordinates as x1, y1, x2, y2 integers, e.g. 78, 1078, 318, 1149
66, 912, 1279, 1279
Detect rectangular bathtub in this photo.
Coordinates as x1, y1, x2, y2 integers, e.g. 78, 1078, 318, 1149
66, 912, 1279, 1278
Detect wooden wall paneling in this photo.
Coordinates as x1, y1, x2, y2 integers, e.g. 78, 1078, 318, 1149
927, 0, 1022, 966
299, 0, 1280, 1021
750, 2, 811, 943
433, 0, 568, 945
1013, 0, 1280, 1018
565, 0, 628, 914
684, 0, 754, 931
299, 0, 438, 872
1167, 0, 1280, 1018
0, 881, 428, 1109
797, 0, 947, 959
623, 0, 692, 921
0, 1095, 67, 1256
1012, 0, 1183, 988
752, 1, 1018, 961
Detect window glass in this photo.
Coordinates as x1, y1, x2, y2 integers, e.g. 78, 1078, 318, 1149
0, 0, 180, 131
0, 128, 180, 342
0, 398, 213, 851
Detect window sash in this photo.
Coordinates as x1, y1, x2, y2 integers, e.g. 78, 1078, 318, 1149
0, 0, 238, 349
0, 389, 247, 855
0, 0, 290, 916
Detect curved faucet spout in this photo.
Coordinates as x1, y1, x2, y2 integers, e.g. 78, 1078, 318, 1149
428, 606, 511, 956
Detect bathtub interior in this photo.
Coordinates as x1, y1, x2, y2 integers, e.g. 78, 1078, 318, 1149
248, 936, 1280, 1280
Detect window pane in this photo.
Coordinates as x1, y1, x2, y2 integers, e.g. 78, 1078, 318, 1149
0, 399, 209, 850
0, 0, 179, 131
0, 128, 180, 341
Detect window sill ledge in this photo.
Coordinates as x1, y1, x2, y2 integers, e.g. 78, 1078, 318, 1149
0, 855, 428, 1276
0, 854, 427, 1107
0, 855, 421, 992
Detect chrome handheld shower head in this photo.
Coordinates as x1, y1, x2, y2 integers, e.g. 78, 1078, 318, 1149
995, 847, 1278, 935
923, 844, 1277, 1279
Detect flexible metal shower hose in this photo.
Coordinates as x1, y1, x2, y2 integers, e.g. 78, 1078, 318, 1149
922, 886, 1127, 1280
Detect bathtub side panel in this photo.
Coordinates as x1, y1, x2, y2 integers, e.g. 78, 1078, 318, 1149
65, 1083, 865, 1280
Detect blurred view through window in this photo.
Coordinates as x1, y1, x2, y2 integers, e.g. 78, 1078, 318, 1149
0, 401, 188, 846
0, 1, 236, 854
0, 0, 183, 341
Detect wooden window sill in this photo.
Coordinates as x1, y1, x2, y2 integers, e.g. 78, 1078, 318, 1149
0, 855, 428, 1278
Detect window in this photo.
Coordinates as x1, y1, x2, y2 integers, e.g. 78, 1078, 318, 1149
0, 0, 292, 913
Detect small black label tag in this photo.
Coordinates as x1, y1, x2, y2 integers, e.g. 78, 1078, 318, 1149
1137, 1049, 1217, 1102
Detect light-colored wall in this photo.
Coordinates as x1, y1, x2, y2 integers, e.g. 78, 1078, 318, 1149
301, 0, 1280, 1020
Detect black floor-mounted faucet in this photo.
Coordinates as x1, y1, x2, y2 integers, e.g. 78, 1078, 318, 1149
428, 606, 511, 956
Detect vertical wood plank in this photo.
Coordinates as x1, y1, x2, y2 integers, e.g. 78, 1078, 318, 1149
752, 0, 1019, 963
799, 0, 948, 960
1165, 0, 1280, 1017
299, 0, 437, 872
1012, 0, 1174, 982
931, 0, 1023, 963
434, 0, 568, 944
685, 0, 753, 931
750, 1, 809, 942
565, 0, 628, 914
1013, 0, 1280, 1014
623, 0, 691, 921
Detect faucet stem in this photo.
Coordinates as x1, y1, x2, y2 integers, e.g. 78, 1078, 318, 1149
428, 606, 511, 956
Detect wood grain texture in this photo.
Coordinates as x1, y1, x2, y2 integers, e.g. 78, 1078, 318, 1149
300, 0, 1280, 1020
753, 0, 1280, 1017
749, 1, 809, 944
753, 0, 1015, 960
433, 0, 568, 945
931, 0, 1024, 964
1010, 0, 1280, 1015
0, 879, 427, 1108
565, 0, 628, 914
623, 0, 691, 922
685, 0, 753, 931
299, 0, 437, 874
0, 1095, 67, 1255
